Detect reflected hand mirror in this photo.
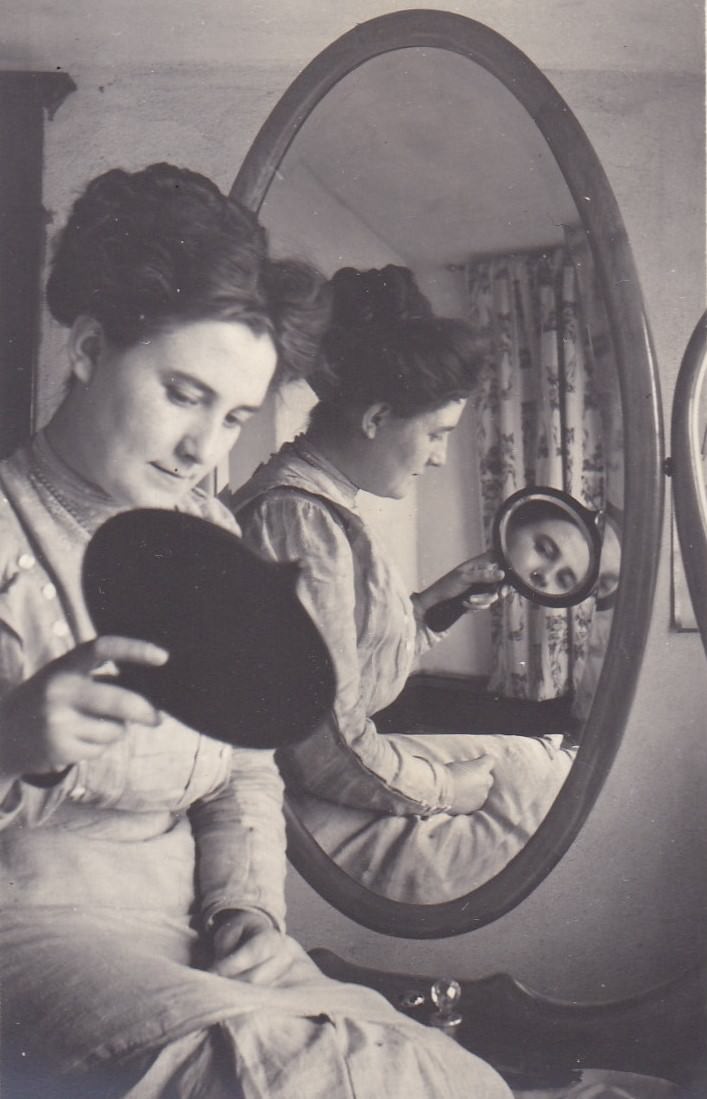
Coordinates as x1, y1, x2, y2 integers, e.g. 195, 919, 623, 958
230, 11, 661, 936
425, 487, 607, 633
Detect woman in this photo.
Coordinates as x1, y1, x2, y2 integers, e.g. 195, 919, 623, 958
0, 167, 510, 1098
232, 265, 576, 902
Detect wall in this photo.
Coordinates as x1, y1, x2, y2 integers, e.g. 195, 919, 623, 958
3, 0, 704, 1001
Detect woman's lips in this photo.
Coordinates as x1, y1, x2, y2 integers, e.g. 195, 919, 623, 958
151, 463, 190, 482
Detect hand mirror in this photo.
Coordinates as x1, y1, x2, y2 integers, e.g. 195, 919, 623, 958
495, 487, 603, 607
82, 508, 336, 749
426, 486, 604, 631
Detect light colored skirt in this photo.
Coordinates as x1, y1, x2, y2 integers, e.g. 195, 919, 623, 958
1, 909, 683, 1098
0, 906, 510, 1099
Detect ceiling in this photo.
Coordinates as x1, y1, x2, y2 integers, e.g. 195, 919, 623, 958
1, 0, 703, 77
262, 47, 580, 269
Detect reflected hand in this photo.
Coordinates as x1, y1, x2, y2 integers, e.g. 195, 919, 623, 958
419, 551, 504, 616
446, 756, 495, 814
0, 636, 168, 778
463, 580, 515, 611
211, 911, 310, 986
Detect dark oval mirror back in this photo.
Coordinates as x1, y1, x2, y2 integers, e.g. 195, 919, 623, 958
82, 508, 336, 750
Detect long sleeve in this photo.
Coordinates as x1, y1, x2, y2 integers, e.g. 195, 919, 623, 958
189, 746, 287, 932
0, 588, 79, 828
241, 492, 454, 816
409, 592, 452, 658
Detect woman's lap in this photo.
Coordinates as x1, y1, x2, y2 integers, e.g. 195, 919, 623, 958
0, 907, 512, 1099
289, 732, 575, 901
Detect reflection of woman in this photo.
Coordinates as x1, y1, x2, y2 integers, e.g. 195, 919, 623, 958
0, 172, 509, 1099
233, 266, 576, 902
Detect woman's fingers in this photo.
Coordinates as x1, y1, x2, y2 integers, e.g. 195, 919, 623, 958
73, 678, 162, 728
215, 935, 303, 986
88, 636, 169, 670
460, 555, 504, 583
45, 638, 167, 727
447, 756, 496, 814
0, 637, 168, 776
213, 928, 287, 981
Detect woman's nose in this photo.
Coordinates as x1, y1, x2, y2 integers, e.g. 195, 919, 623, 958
178, 416, 224, 466
428, 439, 448, 467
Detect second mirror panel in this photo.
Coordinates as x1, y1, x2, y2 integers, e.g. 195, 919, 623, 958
230, 46, 623, 904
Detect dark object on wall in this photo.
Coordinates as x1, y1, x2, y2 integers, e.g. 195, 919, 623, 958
0, 71, 75, 458
82, 508, 336, 750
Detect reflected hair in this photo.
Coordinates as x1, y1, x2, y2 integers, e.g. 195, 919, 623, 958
46, 162, 329, 383
309, 265, 479, 428
505, 499, 580, 540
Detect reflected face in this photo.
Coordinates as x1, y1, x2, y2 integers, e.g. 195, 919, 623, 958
67, 320, 277, 507
506, 514, 591, 596
368, 398, 467, 498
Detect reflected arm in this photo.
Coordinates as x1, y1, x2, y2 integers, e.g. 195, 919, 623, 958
240, 492, 455, 815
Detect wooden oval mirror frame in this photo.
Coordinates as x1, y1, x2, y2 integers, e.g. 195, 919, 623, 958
230, 9, 663, 937
671, 312, 707, 649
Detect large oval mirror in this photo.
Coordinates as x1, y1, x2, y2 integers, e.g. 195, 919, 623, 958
227, 11, 662, 935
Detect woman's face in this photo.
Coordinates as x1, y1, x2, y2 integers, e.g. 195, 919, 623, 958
366, 398, 467, 499
66, 319, 277, 507
506, 514, 591, 596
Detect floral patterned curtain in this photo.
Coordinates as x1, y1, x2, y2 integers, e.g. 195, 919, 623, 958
467, 237, 605, 700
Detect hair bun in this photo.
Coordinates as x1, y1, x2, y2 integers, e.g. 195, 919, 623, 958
329, 265, 432, 332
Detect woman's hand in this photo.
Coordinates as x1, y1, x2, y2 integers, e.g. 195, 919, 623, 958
446, 757, 495, 815
418, 551, 505, 615
211, 911, 311, 986
0, 636, 169, 779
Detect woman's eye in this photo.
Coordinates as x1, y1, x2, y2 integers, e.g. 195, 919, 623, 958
224, 412, 245, 429
535, 535, 558, 561
166, 385, 199, 407
534, 536, 550, 559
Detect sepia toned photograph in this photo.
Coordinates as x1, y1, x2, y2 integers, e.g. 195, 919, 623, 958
0, 2, 704, 1096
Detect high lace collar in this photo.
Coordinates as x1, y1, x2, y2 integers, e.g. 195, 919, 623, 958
27, 430, 122, 537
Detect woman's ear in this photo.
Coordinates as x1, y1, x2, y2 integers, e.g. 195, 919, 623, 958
360, 402, 392, 439
67, 316, 106, 385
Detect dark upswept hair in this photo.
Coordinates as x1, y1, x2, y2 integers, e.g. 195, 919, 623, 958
46, 162, 329, 382
505, 498, 578, 541
309, 265, 480, 428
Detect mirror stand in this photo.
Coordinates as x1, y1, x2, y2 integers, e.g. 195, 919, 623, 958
310, 949, 706, 1090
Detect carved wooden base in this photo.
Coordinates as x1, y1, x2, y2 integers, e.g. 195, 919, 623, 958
310, 948, 707, 1090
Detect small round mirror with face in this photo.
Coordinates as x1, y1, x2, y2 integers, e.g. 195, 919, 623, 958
425, 486, 608, 632
495, 487, 603, 609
